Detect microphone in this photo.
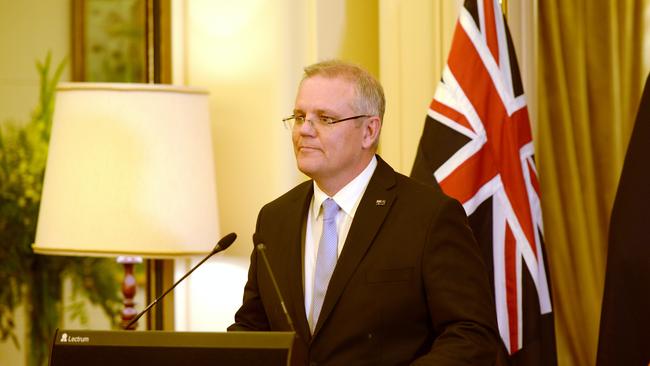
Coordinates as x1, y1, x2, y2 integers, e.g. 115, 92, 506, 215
125, 232, 237, 330
253, 234, 295, 333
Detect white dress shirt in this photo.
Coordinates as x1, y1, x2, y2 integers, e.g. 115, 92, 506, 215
303, 156, 378, 324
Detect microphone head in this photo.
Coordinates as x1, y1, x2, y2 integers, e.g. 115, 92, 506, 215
252, 232, 262, 245
253, 233, 266, 251
213, 232, 237, 253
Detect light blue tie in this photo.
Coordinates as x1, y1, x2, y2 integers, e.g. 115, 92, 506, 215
311, 198, 339, 331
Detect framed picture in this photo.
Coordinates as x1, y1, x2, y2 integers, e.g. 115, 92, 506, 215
72, 0, 147, 82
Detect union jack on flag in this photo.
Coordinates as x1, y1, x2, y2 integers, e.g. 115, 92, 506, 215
411, 1, 557, 364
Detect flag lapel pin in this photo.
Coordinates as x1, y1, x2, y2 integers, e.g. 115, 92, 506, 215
375, 199, 386, 206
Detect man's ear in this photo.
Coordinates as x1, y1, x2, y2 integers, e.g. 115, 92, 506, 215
362, 116, 382, 149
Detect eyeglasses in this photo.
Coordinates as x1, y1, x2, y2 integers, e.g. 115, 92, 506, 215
282, 114, 371, 130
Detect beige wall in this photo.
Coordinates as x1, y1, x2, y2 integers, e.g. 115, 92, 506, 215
0, 0, 70, 124
379, 0, 459, 173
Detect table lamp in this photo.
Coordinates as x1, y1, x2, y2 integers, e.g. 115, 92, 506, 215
32, 82, 219, 329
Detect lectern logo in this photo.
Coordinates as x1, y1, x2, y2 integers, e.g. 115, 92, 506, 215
60, 333, 90, 343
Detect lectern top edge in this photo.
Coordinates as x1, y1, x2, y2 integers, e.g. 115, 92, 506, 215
53, 329, 294, 349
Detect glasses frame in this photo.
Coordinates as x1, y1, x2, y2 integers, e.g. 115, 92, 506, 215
282, 114, 372, 130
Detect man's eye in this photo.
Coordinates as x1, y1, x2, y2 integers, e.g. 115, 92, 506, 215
319, 116, 335, 124
295, 116, 306, 123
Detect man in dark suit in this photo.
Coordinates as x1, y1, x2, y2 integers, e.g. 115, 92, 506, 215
229, 60, 498, 365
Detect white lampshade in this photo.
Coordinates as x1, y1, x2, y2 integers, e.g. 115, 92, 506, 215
33, 82, 219, 258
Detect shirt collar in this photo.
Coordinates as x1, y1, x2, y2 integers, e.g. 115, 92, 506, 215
311, 156, 378, 218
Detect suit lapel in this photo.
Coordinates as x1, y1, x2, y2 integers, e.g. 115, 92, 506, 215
278, 182, 313, 342
312, 157, 397, 337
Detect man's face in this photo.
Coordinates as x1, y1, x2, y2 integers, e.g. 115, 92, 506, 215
292, 75, 370, 189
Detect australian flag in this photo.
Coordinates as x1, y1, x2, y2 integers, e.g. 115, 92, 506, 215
410, 1, 557, 364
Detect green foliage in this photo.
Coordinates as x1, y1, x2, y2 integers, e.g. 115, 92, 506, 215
0, 53, 123, 366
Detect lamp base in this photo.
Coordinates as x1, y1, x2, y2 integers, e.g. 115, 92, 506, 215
117, 256, 143, 330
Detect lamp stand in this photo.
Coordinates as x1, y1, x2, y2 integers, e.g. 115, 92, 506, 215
117, 256, 143, 330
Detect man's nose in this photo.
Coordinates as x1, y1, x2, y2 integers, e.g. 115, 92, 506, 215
298, 117, 317, 135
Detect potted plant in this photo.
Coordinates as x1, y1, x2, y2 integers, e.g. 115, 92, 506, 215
0, 53, 123, 366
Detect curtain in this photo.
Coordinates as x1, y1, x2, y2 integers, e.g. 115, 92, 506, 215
537, 0, 649, 365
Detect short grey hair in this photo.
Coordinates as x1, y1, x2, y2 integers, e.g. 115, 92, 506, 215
302, 60, 385, 121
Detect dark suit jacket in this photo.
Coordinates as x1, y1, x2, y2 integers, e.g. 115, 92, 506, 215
229, 156, 498, 365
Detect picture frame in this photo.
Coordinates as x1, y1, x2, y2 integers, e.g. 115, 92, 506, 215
71, 0, 147, 82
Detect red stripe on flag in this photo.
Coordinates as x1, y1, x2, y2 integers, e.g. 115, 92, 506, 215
498, 116, 538, 257
430, 99, 475, 134
439, 147, 496, 203
528, 160, 540, 198
511, 107, 533, 148
505, 223, 518, 354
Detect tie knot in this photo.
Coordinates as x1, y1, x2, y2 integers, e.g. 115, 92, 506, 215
322, 198, 339, 221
